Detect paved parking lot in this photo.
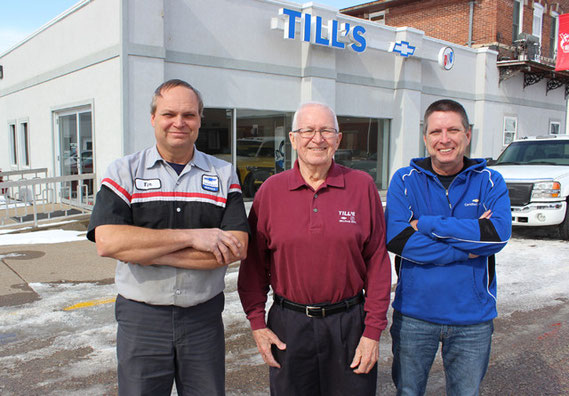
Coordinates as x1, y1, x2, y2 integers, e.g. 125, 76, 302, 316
1, 224, 568, 395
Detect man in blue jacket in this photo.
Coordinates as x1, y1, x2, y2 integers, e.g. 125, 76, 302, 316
386, 99, 511, 396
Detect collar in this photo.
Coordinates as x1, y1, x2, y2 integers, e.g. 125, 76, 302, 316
412, 156, 481, 176
287, 159, 345, 191
146, 145, 210, 172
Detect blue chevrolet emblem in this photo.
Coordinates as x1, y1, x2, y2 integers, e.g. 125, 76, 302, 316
390, 41, 416, 57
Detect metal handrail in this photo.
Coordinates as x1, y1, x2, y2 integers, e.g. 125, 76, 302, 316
0, 168, 48, 178
0, 173, 96, 229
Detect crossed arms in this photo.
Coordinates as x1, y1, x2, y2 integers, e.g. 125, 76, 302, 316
386, 169, 511, 264
95, 224, 248, 269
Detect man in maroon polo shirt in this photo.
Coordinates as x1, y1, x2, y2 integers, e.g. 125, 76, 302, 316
238, 102, 391, 395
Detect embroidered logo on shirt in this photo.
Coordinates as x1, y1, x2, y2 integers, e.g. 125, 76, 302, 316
338, 210, 357, 224
135, 178, 161, 190
202, 175, 220, 192
464, 199, 480, 207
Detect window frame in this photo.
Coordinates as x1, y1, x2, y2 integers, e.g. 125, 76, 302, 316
8, 122, 18, 167
550, 11, 559, 58
513, 0, 523, 42
19, 121, 30, 168
533, 3, 544, 45
549, 121, 561, 135
368, 10, 386, 24
503, 116, 518, 146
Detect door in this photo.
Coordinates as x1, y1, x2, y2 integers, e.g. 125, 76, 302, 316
56, 108, 93, 200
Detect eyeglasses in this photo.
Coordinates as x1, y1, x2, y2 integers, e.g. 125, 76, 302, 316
292, 128, 339, 139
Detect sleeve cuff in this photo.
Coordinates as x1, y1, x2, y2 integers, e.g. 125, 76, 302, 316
249, 316, 267, 331
362, 325, 382, 341
416, 215, 435, 235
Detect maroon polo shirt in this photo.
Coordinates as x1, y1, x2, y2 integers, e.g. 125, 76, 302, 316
238, 160, 391, 340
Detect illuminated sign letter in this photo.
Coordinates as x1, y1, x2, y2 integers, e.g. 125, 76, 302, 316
350, 25, 366, 53
281, 8, 301, 39
303, 13, 311, 42
314, 16, 329, 46
330, 20, 345, 49
273, 9, 366, 53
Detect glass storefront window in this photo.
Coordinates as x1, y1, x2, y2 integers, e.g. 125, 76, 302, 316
197, 108, 232, 162
236, 110, 291, 198
336, 117, 390, 189
198, 110, 391, 194
198, 108, 292, 199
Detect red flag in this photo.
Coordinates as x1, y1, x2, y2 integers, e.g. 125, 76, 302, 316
555, 14, 569, 71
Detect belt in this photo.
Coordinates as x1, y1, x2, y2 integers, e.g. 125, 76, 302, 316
273, 292, 364, 318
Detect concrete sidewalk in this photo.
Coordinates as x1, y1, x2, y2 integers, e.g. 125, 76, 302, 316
0, 221, 115, 307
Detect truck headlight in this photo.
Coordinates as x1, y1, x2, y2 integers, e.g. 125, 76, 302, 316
531, 181, 561, 199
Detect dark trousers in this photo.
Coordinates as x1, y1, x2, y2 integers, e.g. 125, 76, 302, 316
267, 301, 377, 396
115, 293, 225, 396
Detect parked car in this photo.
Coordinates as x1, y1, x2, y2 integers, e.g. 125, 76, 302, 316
236, 137, 284, 197
488, 135, 569, 239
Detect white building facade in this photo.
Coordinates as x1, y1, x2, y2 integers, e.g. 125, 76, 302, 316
1, 0, 566, 198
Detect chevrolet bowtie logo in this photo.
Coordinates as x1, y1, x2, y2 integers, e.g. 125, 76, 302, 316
389, 41, 416, 57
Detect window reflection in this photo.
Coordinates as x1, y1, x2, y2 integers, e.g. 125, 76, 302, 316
337, 117, 390, 189
198, 110, 391, 194
197, 109, 292, 199
236, 110, 290, 198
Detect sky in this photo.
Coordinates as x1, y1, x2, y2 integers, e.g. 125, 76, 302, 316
0, 0, 365, 55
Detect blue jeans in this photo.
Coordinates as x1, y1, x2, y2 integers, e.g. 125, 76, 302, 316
390, 310, 493, 396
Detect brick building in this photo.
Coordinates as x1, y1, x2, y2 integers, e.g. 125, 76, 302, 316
342, 0, 569, 63
342, 0, 569, 138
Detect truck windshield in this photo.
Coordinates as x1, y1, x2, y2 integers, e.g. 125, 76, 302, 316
495, 140, 569, 166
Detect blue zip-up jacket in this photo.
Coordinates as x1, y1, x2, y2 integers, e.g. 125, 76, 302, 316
386, 157, 511, 325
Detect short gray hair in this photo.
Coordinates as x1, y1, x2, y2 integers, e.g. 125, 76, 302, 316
150, 79, 204, 116
292, 102, 339, 131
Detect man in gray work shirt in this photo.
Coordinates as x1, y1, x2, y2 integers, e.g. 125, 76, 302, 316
87, 79, 249, 396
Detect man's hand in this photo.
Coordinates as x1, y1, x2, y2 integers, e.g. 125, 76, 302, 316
410, 219, 419, 231
350, 336, 379, 374
480, 209, 492, 219
468, 210, 493, 259
252, 328, 286, 368
188, 228, 243, 265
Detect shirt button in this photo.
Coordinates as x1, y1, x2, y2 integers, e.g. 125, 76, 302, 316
176, 207, 181, 213
175, 289, 181, 295
314, 193, 318, 198
313, 208, 318, 213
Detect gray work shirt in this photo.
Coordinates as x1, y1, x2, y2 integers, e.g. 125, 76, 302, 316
87, 145, 249, 307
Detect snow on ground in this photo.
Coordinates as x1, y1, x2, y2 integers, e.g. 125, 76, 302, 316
0, 229, 87, 245
1, 228, 568, 318
495, 236, 569, 315
0, 282, 118, 383
1, 227, 568, 393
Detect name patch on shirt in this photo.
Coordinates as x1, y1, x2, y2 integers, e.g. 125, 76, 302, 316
338, 210, 357, 224
135, 178, 161, 190
202, 175, 220, 192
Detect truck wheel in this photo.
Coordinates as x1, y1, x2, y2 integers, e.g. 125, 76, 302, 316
559, 205, 569, 240
244, 174, 258, 198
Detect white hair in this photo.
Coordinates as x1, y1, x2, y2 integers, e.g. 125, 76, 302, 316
291, 101, 339, 131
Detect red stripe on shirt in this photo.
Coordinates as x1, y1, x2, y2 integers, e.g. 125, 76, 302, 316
230, 183, 242, 191
102, 178, 132, 202
131, 191, 228, 204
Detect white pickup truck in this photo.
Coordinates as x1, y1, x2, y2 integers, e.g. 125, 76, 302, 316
488, 135, 569, 239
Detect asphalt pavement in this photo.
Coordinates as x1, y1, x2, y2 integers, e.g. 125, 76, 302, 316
0, 221, 568, 395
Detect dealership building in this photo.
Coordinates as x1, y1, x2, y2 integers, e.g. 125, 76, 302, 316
1, 0, 566, 198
